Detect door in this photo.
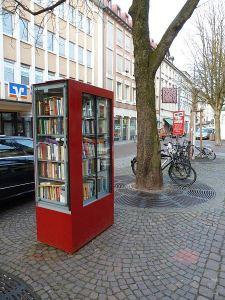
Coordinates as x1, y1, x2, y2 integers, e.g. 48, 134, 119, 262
0, 139, 32, 200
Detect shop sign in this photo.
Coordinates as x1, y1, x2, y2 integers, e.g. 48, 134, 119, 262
173, 111, 185, 136
9, 82, 28, 98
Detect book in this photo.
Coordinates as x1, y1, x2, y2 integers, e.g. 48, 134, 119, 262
82, 138, 95, 158
38, 140, 65, 161
39, 182, 65, 203
83, 178, 96, 201
38, 96, 64, 116
39, 161, 65, 180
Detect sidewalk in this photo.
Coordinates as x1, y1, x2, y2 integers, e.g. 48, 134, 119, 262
1, 157, 225, 299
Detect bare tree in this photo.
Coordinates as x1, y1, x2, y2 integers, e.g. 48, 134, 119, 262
129, 0, 200, 190
189, 2, 225, 145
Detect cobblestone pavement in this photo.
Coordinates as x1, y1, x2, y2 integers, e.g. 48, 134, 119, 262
1, 156, 225, 299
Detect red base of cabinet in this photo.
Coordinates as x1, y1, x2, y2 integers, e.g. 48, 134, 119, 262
36, 195, 114, 253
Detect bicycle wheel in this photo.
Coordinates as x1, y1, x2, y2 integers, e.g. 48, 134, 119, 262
169, 162, 197, 186
131, 157, 137, 175
206, 151, 216, 160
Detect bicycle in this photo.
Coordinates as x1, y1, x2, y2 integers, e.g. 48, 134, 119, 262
192, 144, 216, 160
131, 142, 197, 186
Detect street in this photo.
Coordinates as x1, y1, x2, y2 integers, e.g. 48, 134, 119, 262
1, 141, 225, 299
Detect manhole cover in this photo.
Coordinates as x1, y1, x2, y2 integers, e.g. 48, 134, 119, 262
115, 176, 216, 209
0, 271, 39, 300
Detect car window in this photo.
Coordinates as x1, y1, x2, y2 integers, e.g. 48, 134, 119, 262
0, 139, 25, 158
14, 139, 34, 155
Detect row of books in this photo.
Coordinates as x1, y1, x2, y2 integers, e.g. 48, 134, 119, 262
39, 182, 65, 203
82, 119, 95, 135
83, 178, 95, 201
97, 139, 109, 155
38, 118, 64, 135
83, 138, 95, 158
83, 176, 109, 201
38, 96, 64, 116
82, 158, 101, 176
82, 100, 94, 117
39, 161, 65, 180
38, 141, 65, 161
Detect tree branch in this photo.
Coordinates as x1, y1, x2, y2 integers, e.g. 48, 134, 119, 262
13, 0, 66, 16
151, 0, 200, 72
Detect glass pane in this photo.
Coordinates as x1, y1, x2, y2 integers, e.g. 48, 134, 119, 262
97, 97, 111, 197
35, 84, 68, 206
82, 94, 97, 204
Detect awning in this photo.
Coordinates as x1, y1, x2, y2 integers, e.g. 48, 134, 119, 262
164, 118, 173, 126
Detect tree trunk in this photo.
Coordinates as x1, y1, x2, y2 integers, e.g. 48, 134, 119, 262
136, 76, 163, 190
214, 110, 221, 145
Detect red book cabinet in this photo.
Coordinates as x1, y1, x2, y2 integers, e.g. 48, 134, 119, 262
33, 80, 114, 253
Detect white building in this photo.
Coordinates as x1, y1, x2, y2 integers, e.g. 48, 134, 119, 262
155, 53, 192, 135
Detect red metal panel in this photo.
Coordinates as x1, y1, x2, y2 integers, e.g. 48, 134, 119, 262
36, 207, 74, 253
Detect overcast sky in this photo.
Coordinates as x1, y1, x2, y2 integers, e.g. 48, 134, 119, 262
114, 0, 208, 71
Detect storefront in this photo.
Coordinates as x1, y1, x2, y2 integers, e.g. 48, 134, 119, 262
130, 117, 137, 140
114, 116, 122, 141
0, 112, 32, 137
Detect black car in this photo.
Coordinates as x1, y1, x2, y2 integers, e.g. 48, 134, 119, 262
0, 136, 34, 201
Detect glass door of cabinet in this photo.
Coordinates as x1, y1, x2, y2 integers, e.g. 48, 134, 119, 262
82, 94, 97, 203
34, 82, 69, 209
82, 94, 111, 205
96, 97, 111, 197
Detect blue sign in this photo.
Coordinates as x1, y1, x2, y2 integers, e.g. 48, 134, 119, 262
9, 82, 28, 97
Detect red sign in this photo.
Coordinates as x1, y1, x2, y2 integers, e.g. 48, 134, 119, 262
173, 111, 185, 136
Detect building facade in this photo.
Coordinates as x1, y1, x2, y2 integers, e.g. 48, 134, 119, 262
155, 54, 192, 135
0, 0, 103, 136
103, 1, 137, 141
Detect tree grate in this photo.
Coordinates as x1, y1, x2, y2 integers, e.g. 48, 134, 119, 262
114, 176, 216, 209
0, 271, 40, 300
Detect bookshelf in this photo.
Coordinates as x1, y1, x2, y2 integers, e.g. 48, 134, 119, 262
33, 82, 68, 210
33, 79, 114, 253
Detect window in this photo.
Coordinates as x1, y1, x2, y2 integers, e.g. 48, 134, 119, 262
14, 138, 33, 155
2, 10, 13, 36
35, 68, 43, 83
107, 49, 113, 75
47, 31, 55, 52
116, 82, 122, 99
48, 72, 55, 80
86, 17, 91, 35
69, 41, 75, 60
125, 59, 130, 74
58, 3, 64, 19
77, 11, 84, 30
116, 54, 123, 73
106, 78, 113, 91
20, 18, 28, 42
87, 50, 92, 68
78, 46, 84, 64
0, 140, 23, 158
34, 25, 43, 48
125, 35, 131, 51
107, 22, 114, 48
59, 37, 65, 56
116, 28, 123, 46
4, 60, 14, 82
21, 65, 29, 85
125, 85, 130, 100
132, 88, 136, 103
69, 5, 75, 24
